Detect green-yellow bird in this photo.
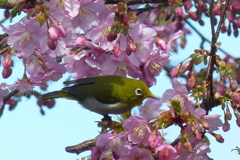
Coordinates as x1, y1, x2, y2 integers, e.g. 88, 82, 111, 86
41, 75, 157, 116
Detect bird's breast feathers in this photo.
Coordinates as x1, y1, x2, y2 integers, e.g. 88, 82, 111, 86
79, 97, 130, 115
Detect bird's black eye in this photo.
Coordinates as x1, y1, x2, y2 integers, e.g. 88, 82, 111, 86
135, 88, 143, 96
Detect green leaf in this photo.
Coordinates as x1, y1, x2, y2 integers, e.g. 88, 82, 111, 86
0, 0, 7, 5
10, 5, 20, 22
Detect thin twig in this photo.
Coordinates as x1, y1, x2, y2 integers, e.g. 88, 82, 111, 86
185, 19, 235, 60
3, 89, 19, 104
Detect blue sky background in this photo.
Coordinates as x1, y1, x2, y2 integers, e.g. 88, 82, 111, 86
0, 10, 240, 160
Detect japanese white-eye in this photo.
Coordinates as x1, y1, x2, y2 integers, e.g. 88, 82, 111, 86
41, 75, 157, 115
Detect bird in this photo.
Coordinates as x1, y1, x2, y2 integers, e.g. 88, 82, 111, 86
41, 75, 157, 117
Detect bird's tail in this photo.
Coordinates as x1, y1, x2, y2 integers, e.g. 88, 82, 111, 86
41, 91, 62, 101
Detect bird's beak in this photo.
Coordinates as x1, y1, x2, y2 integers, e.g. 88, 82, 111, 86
147, 92, 159, 100
150, 94, 159, 100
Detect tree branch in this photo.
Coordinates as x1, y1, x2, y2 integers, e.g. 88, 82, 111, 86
204, 0, 230, 114
65, 139, 96, 155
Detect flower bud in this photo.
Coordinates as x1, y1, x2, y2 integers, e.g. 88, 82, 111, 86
199, 119, 209, 129
231, 91, 240, 104
188, 11, 198, 21
217, 77, 227, 95
181, 61, 192, 73
114, 42, 121, 57
2, 55, 12, 68
128, 39, 137, 52
213, 1, 221, 15
107, 31, 117, 42
47, 36, 58, 50
56, 23, 67, 38
227, 11, 235, 23
194, 129, 202, 140
210, 133, 224, 143
186, 141, 193, 152
215, 134, 224, 143
2, 67, 12, 79
183, 0, 193, 10
222, 121, 230, 132
4, 9, 10, 19
48, 26, 62, 41
236, 17, 240, 28
170, 63, 182, 78
149, 130, 160, 148
5, 99, 17, 111
188, 71, 196, 89
175, 6, 183, 16
228, 75, 237, 92
176, 143, 182, 154
225, 106, 232, 120
197, 0, 207, 12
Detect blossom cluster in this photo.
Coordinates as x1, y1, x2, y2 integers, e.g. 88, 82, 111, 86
92, 78, 223, 160
0, 0, 186, 108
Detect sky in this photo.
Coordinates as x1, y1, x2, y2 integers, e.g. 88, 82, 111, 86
0, 10, 240, 160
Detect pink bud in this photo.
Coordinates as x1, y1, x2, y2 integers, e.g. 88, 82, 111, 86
215, 134, 224, 143
228, 75, 237, 92
149, 130, 160, 148
48, 26, 62, 41
232, 0, 240, 10
56, 23, 67, 38
186, 141, 193, 153
217, 78, 227, 95
199, 119, 210, 129
5, 99, 17, 111
114, 42, 121, 57
197, 0, 207, 12
128, 39, 137, 52
4, 9, 10, 19
222, 121, 230, 132
175, 6, 183, 16
194, 130, 202, 140
236, 17, 240, 28
176, 143, 182, 154
47, 36, 58, 50
107, 31, 117, 42
227, 11, 235, 23
183, 0, 193, 10
181, 61, 193, 73
170, 63, 182, 78
226, 106, 232, 120
188, 11, 198, 21
2, 55, 12, 68
213, 1, 222, 15
123, 13, 129, 22
2, 67, 12, 79
188, 71, 196, 89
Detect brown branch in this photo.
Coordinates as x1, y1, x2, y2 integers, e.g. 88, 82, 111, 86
0, 0, 45, 9
3, 89, 19, 104
204, 0, 230, 114
185, 19, 235, 60
104, 0, 168, 5
65, 139, 96, 155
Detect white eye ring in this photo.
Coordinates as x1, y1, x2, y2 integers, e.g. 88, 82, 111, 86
135, 88, 143, 96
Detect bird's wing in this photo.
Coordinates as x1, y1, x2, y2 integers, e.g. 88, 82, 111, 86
63, 76, 98, 85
